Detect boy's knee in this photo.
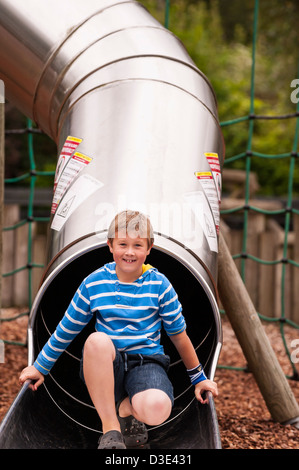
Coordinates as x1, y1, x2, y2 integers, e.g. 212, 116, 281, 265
84, 332, 115, 358
132, 389, 172, 426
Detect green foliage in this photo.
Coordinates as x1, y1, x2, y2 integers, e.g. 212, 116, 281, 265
141, 0, 299, 196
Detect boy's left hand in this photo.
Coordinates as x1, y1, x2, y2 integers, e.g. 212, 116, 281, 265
194, 379, 218, 404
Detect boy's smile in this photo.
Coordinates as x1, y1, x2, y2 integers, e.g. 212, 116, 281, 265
108, 233, 152, 282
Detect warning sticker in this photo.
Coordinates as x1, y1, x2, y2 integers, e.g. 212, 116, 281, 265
184, 190, 218, 252
194, 152, 221, 235
195, 170, 220, 235
53, 136, 82, 186
57, 195, 76, 219
205, 152, 221, 204
51, 136, 83, 214
51, 174, 104, 231
51, 149, 93, 214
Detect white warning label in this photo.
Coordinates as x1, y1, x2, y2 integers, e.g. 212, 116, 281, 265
51, 174, 104, 231
194, 171, 220, 235
51, 136, 86, 214
184, 191, 218, 252
194, 152, 221, 235
205, 152, 222, 204
51, 150, 93, 214
0, 80, 4, 103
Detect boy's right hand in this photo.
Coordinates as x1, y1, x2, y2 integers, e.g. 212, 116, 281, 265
19, 365, 44, 391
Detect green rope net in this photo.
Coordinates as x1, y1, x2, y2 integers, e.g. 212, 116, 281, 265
218, 0, 299, 380
0, 0, 298, 381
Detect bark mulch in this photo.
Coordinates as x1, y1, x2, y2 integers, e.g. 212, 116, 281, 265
1, 308, 299, 449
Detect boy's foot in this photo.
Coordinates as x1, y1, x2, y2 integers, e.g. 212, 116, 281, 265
98, 430, 126, 449
117, 401, 148, 447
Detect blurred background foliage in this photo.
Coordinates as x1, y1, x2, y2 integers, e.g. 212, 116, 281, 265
4, 0, 299, 195
142, 0, 299, 196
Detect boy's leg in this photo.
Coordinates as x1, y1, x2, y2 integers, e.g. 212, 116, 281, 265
83, 332, 120, 434
119, 389, 172, 426
119, 358, 173, 426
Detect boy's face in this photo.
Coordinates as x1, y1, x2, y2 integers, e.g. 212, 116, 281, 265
108, 232, 152, 282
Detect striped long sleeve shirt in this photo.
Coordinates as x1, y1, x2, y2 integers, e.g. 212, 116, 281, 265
34, 262, 186, 375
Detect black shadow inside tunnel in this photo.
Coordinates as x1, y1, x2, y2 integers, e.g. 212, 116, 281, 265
32, 244, 220, 445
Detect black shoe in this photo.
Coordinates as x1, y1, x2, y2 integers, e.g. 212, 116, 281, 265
98, 430, 126, 449
117, 400, 148, 447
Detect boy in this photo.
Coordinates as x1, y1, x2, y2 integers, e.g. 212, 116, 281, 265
19, 210, 218, 449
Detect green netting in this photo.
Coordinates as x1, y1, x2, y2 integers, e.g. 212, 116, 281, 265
0, 0, 298, 381
1, 121, 54, 346
216, 0, 299, 380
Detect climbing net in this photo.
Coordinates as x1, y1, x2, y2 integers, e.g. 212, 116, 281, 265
0, 0, 298, 381
219, 0, 299, 380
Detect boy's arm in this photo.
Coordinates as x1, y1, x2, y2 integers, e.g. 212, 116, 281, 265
19, 279, 92, 387
169, 330, 218, 404
169, 329, 200, 369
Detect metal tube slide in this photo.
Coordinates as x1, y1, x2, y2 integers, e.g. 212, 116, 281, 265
0, 0, 224, 449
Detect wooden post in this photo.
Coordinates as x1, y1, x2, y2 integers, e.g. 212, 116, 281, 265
217, 231, 299, 427
246, 211, 266, 306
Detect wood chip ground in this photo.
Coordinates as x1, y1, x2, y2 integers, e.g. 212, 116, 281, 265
1, 308, 298, 449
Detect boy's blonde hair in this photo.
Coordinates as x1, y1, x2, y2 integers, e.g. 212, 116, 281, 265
108, 210, 154, 248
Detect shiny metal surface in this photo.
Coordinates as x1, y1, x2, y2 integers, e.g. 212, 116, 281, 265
0, 0, 218, 138
0, 0, 224, 282
0, 0, 224, 448
50, 78, 223, 277
0, 0, 224, 280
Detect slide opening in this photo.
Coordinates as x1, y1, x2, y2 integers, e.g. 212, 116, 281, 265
33, 244, 219, 437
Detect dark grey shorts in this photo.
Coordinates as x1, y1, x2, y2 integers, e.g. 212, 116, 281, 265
80, 347, 174, 405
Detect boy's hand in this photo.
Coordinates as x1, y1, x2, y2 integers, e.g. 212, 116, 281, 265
194, 379, 218, 404
19, 365, 44, 391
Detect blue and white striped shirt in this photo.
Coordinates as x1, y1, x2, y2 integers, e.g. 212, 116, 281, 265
34, 262, 186, 375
